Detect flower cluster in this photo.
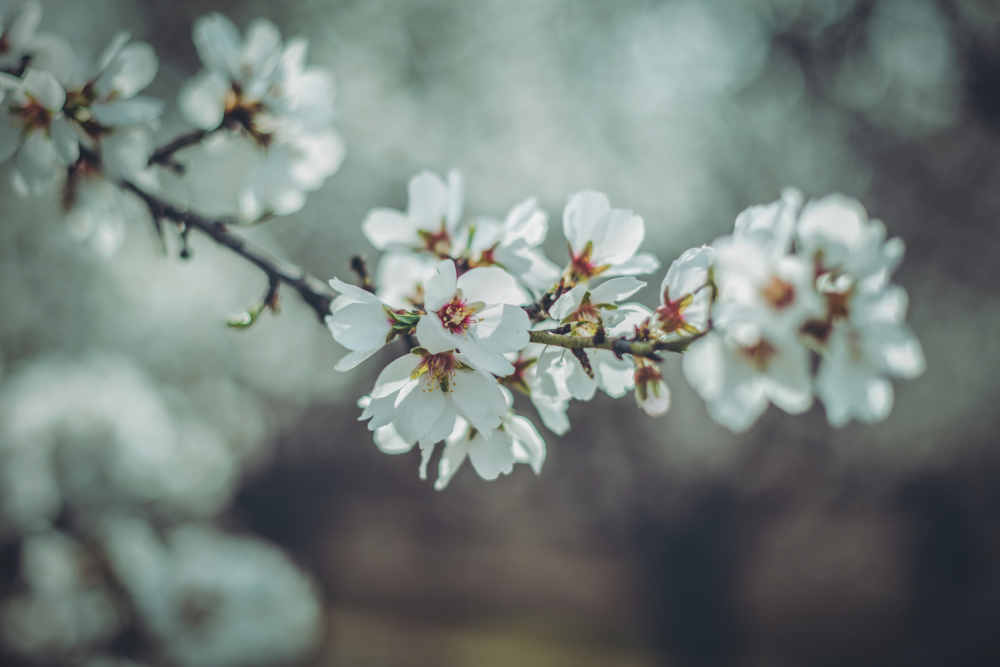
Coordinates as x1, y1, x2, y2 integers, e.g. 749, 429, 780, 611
0, 3, 926, 497
0, 5, 342, 254
329, 174, 925, 486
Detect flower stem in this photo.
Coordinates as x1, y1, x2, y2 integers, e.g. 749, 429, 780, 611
528, 329, 698, 361
122, 181, 338, 322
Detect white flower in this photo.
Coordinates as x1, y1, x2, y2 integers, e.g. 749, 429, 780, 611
73, 31, 163, 128
0, 531, 120, 660
326, 278, 394, 371
179, 13, 344, 218
375, 251, 439, 310
434, 405, 546, 490
683, 318, 813, 433
0, 1, 74, 81
458, 197, 561, 293
0, 69, 78, 195
796, 193, 905, 290
368, 346, 507, 444
415, 259, 530, 377
363, 169, 464, 254
794, 194, 924, 426
815, 285, 925, 427
561, 190, 660, 281
102, 518, 321, 667
652, 245, 715, 337
549, 276, 646, 330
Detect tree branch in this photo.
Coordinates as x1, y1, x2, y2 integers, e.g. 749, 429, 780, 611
122, 182, 337, 322
148, 127, 218, 174
528, 329, 699, 361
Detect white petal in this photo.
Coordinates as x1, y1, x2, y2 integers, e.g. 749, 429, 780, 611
506, 414, 546, 474
609, 252, 661, 276
192, 12, 242, 78
362, 208, 419, 250
334, 348, 378, 372
243, 19, 283, 81
328, 303, 390, 352
592, 209, 645, 266
16, 130, 58, 194
456, 266, 517, 305
373, 424, 415, 455
22, 70, 64, 111
0, 114, 20, 162
49, 115, 79, 164
563, 190, 610, 253
395, 383, 447, 442
445, 169, 464, 232
415, 315, 459, 355
549, 285, 586, 321
407, 171, 450, 230
95, 42, 158, 99
178, 70, 228, 130
423, 259, 458, 312
371, 355, 419, 399
450, 369, 506, 433
468, 429, 515, 481
588, 277, 646, 306
663, 245, 715, 300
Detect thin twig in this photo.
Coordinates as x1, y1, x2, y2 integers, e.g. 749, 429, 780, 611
349, 255, 376, 293
123, 182, 337, 322
148, 127, 218, 174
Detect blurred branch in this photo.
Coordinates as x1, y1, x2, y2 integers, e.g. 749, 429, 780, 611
148, 127, 221, 174
122, 182, 337, 322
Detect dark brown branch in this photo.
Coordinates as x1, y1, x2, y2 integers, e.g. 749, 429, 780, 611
123, 182, 337, 321
349, 255, 376, 293
148, 128, 217, 174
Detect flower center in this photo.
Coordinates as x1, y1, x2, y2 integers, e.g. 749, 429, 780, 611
13, 98, 52, 132
761, 276, 795, 309
413, 351, 460, 392
742, 339, 776, 370
567, 241, 610, 281
418, 227, 451, 257
437, 297, 481, 334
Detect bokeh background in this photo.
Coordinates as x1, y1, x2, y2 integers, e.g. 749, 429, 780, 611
2, 0, 1000, 665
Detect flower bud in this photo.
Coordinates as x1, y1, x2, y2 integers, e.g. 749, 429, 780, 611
634, 363, 671, 417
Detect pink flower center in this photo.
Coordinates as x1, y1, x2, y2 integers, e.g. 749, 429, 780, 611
437, 297, 480, 334
416, 351, 460, 392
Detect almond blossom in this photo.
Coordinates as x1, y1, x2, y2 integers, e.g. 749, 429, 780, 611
455, 197, 561, 293
651, 245, 716, 338
367, 347, 507, 445
414, 259, 529, 377
179, 13, 344, 218
0, 69, 78, 194
795, 194, 924, 426
325, 278, 394, 371
561, 190, 660, 282
434, 398, 546, 491
362, 170, 464, 255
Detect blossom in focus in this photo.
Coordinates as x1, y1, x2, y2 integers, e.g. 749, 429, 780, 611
0, 69, 78, 195
363, 169, 464, 255
652, 245, 715, 338
561, 190, 660, 281
325, 278, 394, 371
367, 346, 507, 444
415, 259, 530, 377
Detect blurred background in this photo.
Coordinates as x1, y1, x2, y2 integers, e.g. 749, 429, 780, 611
2, 0, 1000, 665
